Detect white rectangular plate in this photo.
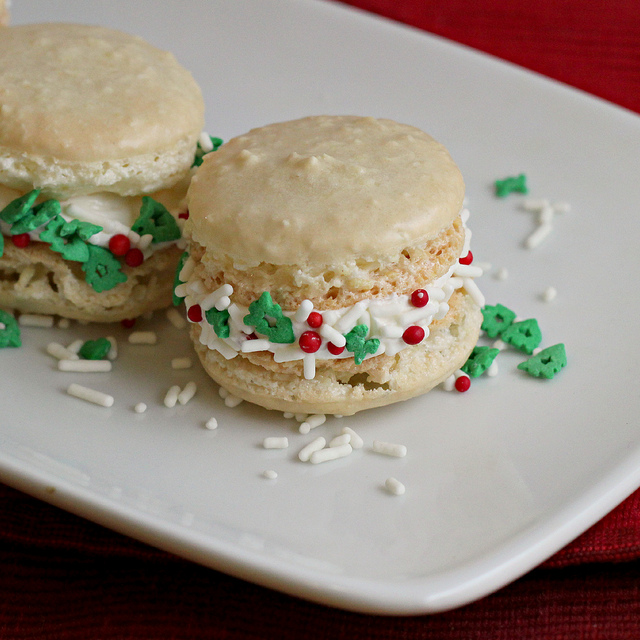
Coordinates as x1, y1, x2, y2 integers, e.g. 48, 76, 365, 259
4, 0, 640, 615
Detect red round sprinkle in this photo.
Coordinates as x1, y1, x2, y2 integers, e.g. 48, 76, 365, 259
402, 325, 425, 345
187, 304, 203, 323
459, 251, 473, 265
124, 248, 144, 267
178, 211, 190, 220
121, 318, 136, 329
455, 375, 471, 392
299, 330, 321, 353
327, 342, 345, 356
11, 233, 30, 248
108, 233, 131, 256
306, 311, 323, 328
410, 289, 429, 307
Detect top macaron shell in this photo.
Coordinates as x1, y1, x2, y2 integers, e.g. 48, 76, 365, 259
0, 23, 204, 196
186, 116, 464, 269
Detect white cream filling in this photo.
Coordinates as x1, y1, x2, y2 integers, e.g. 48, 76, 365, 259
179, 210, 484, 379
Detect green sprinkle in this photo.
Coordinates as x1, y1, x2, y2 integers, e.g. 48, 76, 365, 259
0, 310, 21, 348
495, 174, 528, 197
518, 343, 567, 379
79, 337, 112, 360
462, 346, 500, 378
0, 232, 4, 258
501, 318, 542, 354
243, 291, 294, 344
192, 136, 224, 167
10, 199, 61, 235
205, 307, 231, 338
131, 196, 181, 243
39, 216, 102, 262
81, 244, 127, 292
481, 303, 517, 338
344, 324, 380, 365
173, 251, 189, 306
0, 189, 40, 224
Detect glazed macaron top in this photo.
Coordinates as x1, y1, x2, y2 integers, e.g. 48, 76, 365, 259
186, 116, 464, 269
0, 23, 204, 164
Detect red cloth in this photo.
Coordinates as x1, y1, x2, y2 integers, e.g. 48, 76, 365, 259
2, 2, 640, 637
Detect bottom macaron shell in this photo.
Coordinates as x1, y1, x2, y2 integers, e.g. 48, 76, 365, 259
0, 242, 183, 322
191, 291, 482, 416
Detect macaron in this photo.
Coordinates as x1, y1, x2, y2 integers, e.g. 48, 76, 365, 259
0, 23, 206, 322
178, 116, 484, 415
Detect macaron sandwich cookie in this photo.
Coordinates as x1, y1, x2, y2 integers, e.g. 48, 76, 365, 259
0, 23, 205, 322
177, 116, 484, 415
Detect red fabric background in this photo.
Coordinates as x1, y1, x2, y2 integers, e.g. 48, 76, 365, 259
2, 1, 640, 637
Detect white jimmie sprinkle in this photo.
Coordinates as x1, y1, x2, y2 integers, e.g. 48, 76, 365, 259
58, 359, 112, 373
177, 381, 197, 405
329, 434, 351, 448
385, 477, 406, 496
47, 342, 79, 361
166, 307, 187, 330
171, 357, 193, 370
128, 331, 157, 345
298, 437, 326, 462
263, 437, 289, 450
67, 383, 114, 408
372, 440, 407, 458
19, 313, 54, 328
163, 385, 181, 408
341, 427, 364, 449
310, 443, 353, 464
299, 414, 326, 434
262, 469, 278, 480
524, 222, 553, 249
224, 393, 244, 408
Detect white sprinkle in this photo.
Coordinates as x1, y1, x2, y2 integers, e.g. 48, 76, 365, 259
178, 257, 196, 282
19, 313, 54, 328
474, 261, 492, 272
215, 295, 231, 310
385, 477, 406, 496
262, 469, 278, 480
303, 353, 316, 380
198, 131, 214, 152
263, 436, 289, 450
174, 283, 189, 299
106, 336, 118, 360
227, 304, 253, 333
137, 234, 153, 250
171, 357, 193, 370
493, 339, 507, 351
462, 278, 485, 308
495, 267, 509, 281
443, 374, 456, 391
163, 385, 181, 408
205, 417, 218, 430
47, 342, 79, 361
166, 307, 187, 330
310, 443, 353, 464
538, 205, 555, 225
334, 301, 366, 333
542, 286, 557, 302
379, 325, 404, 339
294, 299, 314, 323
67, 383, 114, 408
218, 386, 229, 399
295, 413, 308, 422
66, 339, 84, 355
453, 369, 467, 380
329, 434, 351, 447
128, 331, 157, 345
532, 347, 543, 356
522, 198, 550, 211
283, 412, 295, 419
553, 201, 571, 214
319, 324, 346, 347
372, 440, 407, 458
200, 284, 234, 311
134, 402, 147, 414
341, 427, 364, 449
453, 264, 483, 278
57, 317, 71, 329
177, 381, 197, 405
241, 338, 270, 353
299, 414, 326, 434
58, 359, 112, 373
524, 222, 553, 249
487, 360, 499, 377
187, 279, 206, 295
298, 437, 326, 462
224, 393, 243, 408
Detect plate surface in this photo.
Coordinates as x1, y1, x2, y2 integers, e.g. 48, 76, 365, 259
3, 0, 640, 615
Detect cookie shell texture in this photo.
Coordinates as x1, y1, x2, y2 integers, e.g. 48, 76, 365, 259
0, 23, 204, 197
186, 116, 465, 269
